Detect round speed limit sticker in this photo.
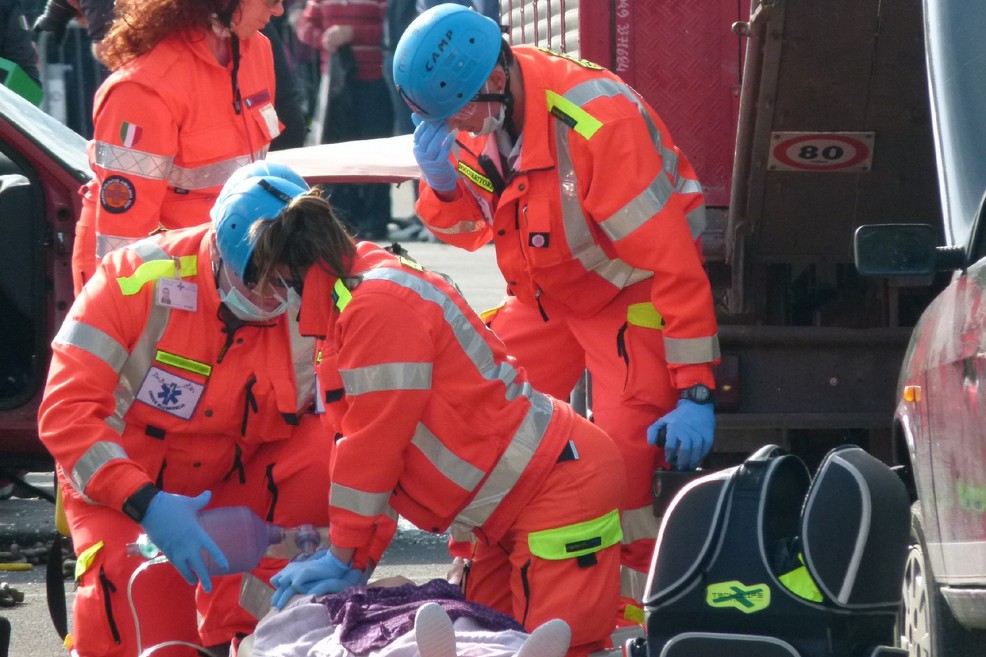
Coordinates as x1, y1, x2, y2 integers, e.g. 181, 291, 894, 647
768, 132, 874, 172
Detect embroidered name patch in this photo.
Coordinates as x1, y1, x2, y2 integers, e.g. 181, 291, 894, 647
135, 366, 205, 420
100, 176, 136, 214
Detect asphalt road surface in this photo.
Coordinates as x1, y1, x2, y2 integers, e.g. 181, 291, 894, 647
1, 237, 503, 657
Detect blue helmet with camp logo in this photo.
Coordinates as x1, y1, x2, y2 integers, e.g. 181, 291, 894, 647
393, 3, 504, 121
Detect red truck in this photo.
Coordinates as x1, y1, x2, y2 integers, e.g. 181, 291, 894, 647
499, 0, 943, 467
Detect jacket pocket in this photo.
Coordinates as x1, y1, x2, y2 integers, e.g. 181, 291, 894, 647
518, 194, 568, 269
72, 542, 122, 655
618, 303, 677, 410
239, 373, 296, 444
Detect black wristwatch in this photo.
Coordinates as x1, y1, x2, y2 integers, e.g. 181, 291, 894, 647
680, 384, 715, 405
122, 483, 160, 523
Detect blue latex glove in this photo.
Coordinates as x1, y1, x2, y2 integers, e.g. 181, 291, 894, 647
646, 399, 715, 470
139, 490, 228, 592
411, 113, 457, 192
270, 549, 362, 609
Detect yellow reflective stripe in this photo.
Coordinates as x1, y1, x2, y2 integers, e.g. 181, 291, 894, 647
545, 89, 603, 140
478, 301, 506, 324
528, 509, 622, 560
624, 603, 645, 624
155, 350, 212, 377
778, 555, 823, 602
627, 302, 664, 330
116, 255, 198, 296
75, 541, 104, 580
333, 278, 352, 312
457, 162, 494, 193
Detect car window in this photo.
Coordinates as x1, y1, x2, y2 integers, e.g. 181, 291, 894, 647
925, 3, 986, 251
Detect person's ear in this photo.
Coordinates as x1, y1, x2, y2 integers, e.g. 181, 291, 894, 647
488, 66, 507, 93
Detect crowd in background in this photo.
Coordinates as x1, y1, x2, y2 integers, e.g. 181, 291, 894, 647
4, 0, 500, 240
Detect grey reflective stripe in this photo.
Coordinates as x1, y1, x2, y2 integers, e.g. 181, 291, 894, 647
349, 268, 552, 527
600, 172, 675, 242
131, 240, 169, 262
169, 147, 267, 191
287, 308, 317, 411
95, 233, 146, 259
330, 482, 391, 518
454, 390, 554, 528
71, 440, 129, 493
664, 334, 721, 365
621, 504, 660, 544
54, 320, 129, 374
94, 142, 172, 180
555, 123, 651, 290
110, 242, 174, 423
340, 362, 433, 395
560, 78, 706, 242
686, 205, 707, 240
411, 422, 486, 492
93, 142, 267, 190
621, 566, 649, 601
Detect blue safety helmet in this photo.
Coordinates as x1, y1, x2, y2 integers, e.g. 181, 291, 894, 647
212, 174, 309, 281
210, 160, 308, 223
393, 4, 504, 121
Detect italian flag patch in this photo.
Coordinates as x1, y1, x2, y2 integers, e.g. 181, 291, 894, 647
120, 122, 143, 148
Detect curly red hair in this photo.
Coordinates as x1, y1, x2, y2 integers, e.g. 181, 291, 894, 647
100, 0, 238, 69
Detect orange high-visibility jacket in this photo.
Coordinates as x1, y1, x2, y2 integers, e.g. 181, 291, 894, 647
416, 46, 719, 386
39, 224, 315, 513
298, 243, 572, 554
79, 28, 280, 267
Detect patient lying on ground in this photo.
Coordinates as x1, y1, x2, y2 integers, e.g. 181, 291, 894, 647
250, 578, 571, 657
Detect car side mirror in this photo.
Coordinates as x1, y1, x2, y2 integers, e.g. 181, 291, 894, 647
853, 223, 965, 276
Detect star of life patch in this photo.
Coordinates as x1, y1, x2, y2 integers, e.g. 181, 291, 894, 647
135, 366, 205, 420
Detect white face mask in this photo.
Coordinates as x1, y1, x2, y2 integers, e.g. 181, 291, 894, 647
217, 260, 288, 322
469, 102, 505, 138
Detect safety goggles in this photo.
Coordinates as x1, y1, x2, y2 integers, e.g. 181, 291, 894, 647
219, 259, 299, 310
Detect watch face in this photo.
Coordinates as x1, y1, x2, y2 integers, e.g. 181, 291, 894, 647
684, 385, 713, 404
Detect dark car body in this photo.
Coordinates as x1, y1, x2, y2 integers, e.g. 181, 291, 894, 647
0, 85, 87, 472
854, 1, 986, 653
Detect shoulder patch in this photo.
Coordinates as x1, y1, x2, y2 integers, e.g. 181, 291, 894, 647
100, 176, 137, 214
120, 122, 142, 148
398, 255, 424, 271
536, 47, 604, 70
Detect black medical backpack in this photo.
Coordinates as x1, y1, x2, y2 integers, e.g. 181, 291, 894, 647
636, 444, 910, 657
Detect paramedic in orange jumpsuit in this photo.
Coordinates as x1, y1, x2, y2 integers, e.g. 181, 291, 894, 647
230, 173, 626, 657
392, 4, 721, 618
70, 0, 286, 294
38, 166, 334, 657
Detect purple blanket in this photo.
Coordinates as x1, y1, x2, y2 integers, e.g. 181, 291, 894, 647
316, 579, 524, 653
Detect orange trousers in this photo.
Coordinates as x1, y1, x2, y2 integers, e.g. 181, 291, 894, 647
61, 415, 331, 657
465, 416, 626, 657
486, 281, 675, 604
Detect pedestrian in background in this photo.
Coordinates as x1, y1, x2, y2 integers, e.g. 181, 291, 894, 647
295, 0, 392, 240
1, 0, 41, 91
70, 0, 286, 295
394, 3, 720, 624
38, 162, 338, 657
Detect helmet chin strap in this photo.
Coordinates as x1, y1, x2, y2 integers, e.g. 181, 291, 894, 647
471, 64, 516, 137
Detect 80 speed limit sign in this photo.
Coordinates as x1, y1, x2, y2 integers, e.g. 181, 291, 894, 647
768, 132, 874, 172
